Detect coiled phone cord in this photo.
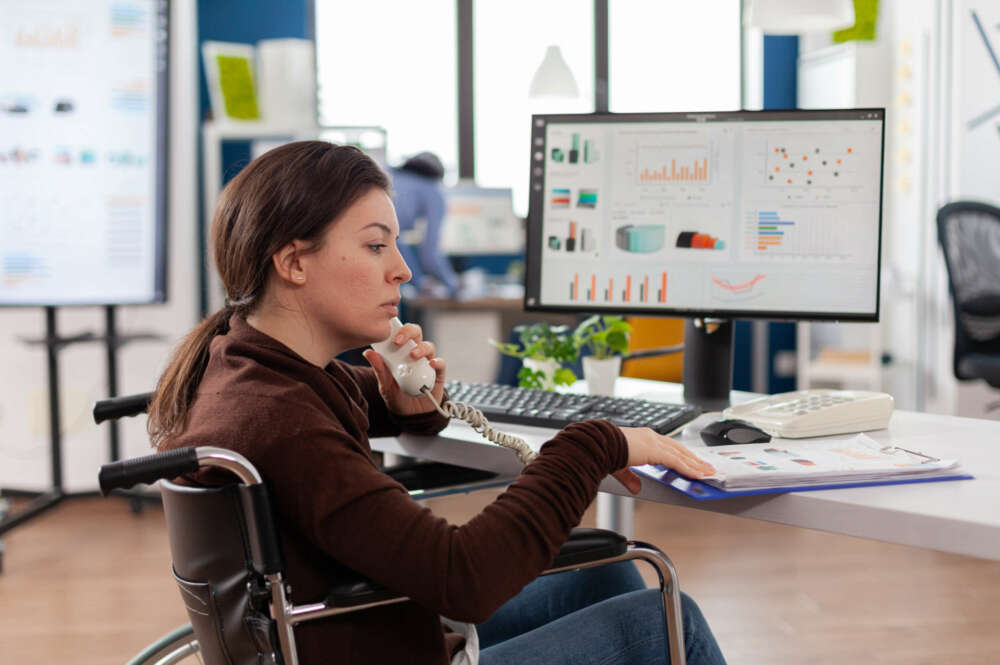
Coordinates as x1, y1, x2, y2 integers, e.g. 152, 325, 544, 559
420, 387, 539, 465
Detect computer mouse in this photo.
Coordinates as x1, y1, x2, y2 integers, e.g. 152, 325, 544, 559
699, 419, 772, 446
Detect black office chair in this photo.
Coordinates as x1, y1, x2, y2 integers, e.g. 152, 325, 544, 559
937, 201, 1000, 409
94, 399, 688, 665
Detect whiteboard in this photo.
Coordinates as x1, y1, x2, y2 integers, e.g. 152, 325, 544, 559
0, 0, 168, 306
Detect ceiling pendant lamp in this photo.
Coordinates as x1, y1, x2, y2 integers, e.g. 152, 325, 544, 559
528, 45, 579, 98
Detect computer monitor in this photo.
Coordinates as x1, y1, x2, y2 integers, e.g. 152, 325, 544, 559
440, 184, 522, 255
524, 109, 885, 406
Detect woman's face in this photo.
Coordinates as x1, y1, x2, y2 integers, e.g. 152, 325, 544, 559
298, 187, 412, 351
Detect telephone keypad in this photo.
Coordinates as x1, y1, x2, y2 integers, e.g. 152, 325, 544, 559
764, 392, 857, 415
723, 389, 893, 438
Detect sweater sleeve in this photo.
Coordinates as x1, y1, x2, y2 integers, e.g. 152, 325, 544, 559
259, 405, 628, 624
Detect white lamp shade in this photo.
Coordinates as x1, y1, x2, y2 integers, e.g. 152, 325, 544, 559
745, 0, 856, 34
528, 45, 579, 98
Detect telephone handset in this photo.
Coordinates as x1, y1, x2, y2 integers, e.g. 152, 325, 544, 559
722, 388, 894, 439
369, 317, 437, 397
370, 318, 538, 464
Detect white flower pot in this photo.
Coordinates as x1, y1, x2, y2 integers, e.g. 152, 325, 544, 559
583, 356, 622, 396
523, 357, 561, 390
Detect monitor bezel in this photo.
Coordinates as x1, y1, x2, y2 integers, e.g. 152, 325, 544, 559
523, 108, 886, 323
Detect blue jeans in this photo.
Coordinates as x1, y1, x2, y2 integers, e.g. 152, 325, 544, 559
477, 562, 727, 665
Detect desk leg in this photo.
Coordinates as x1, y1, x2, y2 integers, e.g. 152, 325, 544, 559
597, 493, 634, 539
382, 452, 404, 467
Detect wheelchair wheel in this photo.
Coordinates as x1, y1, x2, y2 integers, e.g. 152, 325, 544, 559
125, 624, 201, 665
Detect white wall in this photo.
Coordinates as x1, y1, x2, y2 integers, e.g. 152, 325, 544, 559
0, 0, 200, 492
795, 0, 1000, 418
949, 0, 1000, 419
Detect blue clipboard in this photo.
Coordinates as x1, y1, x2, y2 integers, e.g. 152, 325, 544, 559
634, 465, 975, 501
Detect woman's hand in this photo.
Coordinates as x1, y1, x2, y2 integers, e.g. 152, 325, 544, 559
611, 427, 716, 494
362, 322, 447, 417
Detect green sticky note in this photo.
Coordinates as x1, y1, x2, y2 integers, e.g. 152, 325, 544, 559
833, 0, 879, 43
216, 55, 260, 120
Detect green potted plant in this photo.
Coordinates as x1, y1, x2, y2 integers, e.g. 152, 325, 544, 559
572, 315, 632, 395
491, 322, 578, 390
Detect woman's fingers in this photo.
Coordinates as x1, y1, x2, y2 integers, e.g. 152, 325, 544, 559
428, 357, 448, 400
410, 340, 436, 360
663, 437, 714, 473
394, 322, 423, 345
429, 356, 447, 379
620, 426, 715, 478
390, 323, 438, 362
669, 450, 715, 478
361, 349, 397, 393
659, 439, 714, 477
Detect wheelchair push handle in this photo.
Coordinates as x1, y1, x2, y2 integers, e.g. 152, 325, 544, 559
99, 447, 199, 495
93, 391, 154, 424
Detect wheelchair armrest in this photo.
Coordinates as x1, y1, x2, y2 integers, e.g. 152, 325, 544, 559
550, 528, 628, 570
322, 528, 626, 610
325, 573, 405, 608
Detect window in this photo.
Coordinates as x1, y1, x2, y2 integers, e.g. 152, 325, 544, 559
315, 1, 457, 175
315, 1, 742, 214
474, 1, 594, 216
609, 0, 741, 112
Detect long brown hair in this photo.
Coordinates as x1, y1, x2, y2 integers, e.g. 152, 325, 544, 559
148, 141, 390, 446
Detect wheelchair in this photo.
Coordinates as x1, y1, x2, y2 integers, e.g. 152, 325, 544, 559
94, 394, 688, 665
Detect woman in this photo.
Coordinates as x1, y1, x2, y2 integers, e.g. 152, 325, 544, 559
151, 141, 727, 665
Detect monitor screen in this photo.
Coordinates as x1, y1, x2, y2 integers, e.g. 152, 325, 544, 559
440, 185, 522, 255
0, 0, 168, 306
524, 109, 885, 322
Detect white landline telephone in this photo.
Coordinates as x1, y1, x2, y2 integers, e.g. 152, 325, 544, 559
722, 388, 894, 439
370, 318, 538, 464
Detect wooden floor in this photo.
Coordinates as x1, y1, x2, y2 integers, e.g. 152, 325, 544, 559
1, 490, 999, 664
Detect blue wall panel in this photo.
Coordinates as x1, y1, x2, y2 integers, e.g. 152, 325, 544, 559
732, 35, 799, 393
763, 34, 798, 394
762, 35, 798, 109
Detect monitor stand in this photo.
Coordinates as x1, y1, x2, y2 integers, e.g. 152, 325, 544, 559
682, 318, 734, 412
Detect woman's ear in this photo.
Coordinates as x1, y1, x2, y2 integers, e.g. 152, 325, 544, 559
272, 240, 309, 285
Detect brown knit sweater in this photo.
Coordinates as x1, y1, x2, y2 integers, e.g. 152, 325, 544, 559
162, 316, 628, 665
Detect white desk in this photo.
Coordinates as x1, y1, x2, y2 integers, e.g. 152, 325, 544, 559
372, 378, 1000, 561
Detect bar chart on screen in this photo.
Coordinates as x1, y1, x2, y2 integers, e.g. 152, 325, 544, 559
635, 144, 711, 185
564, 270, 669, 304
743, 208, 867, 261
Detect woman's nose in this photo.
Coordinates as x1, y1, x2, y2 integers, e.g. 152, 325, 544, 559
392, 246, 412, 283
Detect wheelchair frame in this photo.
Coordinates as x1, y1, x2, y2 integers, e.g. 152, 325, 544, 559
98, 430, 687, 665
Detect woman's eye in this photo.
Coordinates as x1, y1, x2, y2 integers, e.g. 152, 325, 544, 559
368, 243, 387, 254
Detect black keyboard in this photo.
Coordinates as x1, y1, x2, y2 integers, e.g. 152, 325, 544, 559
444, 381, 700, 435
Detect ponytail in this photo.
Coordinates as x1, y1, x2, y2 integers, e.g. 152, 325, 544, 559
147, 307, 234, 447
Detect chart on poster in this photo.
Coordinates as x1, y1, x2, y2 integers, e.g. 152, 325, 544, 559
0, 0, 167, 306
